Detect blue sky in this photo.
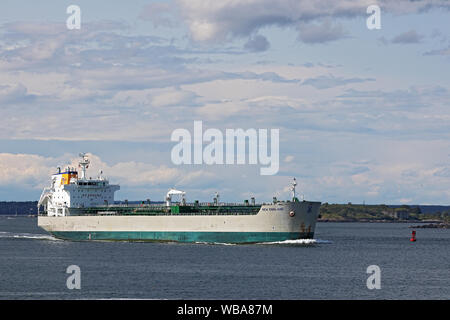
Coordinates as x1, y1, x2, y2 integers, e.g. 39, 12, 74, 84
0, 0, 449, 204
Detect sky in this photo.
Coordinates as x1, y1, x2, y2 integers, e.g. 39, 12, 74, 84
0, 0, 449, 204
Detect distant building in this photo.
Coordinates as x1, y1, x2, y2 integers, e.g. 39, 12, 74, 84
394, 210, 409, 220
382, 208, 409, 220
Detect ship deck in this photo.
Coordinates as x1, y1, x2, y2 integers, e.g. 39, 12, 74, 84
40, 202, 267, 216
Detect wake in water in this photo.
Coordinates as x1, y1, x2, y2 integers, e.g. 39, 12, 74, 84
257, 238, 333, 245
0, 231, 60, 241
194, 241, 236, 246
193, 239, 332, 246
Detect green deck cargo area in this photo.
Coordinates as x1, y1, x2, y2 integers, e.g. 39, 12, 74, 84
62, 203, 264, 216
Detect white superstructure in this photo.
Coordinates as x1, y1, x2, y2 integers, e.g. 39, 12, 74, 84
38, 153, 120, 217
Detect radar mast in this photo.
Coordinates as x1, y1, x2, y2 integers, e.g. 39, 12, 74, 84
78, 153, 90, 180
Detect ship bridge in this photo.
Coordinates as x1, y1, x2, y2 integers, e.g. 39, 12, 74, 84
38, 153, 120, 216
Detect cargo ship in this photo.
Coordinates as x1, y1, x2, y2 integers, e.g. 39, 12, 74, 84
37, 154, 321, 243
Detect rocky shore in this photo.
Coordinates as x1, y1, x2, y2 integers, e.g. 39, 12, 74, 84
409, 223, 450, 229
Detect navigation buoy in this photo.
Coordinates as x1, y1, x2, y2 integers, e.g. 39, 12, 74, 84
410, 230, 416, 242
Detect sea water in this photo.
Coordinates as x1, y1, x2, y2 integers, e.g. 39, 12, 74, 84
0, 216, 448, 299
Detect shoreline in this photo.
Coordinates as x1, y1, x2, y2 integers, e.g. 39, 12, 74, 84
317, 219, 443, 223
317, 219, 449, 228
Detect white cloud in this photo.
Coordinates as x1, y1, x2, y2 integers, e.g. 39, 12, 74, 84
151, 88, 199, 107
302, 75, 375, 89
175, 0, 449, 44
0, 153, 214, 193
0, 83, 35, 104
0, 153, 63, 188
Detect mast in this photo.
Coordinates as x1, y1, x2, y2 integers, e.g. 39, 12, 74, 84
78, 153, 90, 180
291, 177, 297, 201
215, 192, 220, 205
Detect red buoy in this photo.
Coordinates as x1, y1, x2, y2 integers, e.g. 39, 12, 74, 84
410, 230, 416, 242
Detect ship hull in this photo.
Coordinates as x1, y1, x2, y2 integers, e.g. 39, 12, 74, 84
49, 231, 313, 243
38, 201, 320, 244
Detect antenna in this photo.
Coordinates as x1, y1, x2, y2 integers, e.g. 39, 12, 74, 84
78, 153, 90, 180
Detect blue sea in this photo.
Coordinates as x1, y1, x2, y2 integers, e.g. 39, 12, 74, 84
0, 216, 448, 300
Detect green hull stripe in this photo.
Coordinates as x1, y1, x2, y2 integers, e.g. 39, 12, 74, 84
50, 231, 314, 243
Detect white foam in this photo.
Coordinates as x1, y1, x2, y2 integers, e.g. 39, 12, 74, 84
0, 231, 60, 241
193, 239, 332, 246
194, 241, 236, 246
259, 238, 332, 245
